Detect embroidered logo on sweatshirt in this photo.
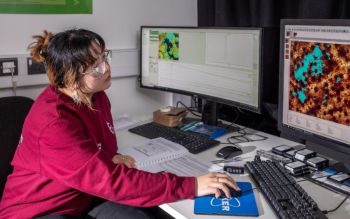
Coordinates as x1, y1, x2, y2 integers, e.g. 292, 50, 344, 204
96, 142, 102, 150
106, 121, 115, 134
18, 134, 23, 147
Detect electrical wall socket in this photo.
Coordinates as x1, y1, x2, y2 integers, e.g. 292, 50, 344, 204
0, 49, 138, 88
0, 58, 18, 77
27, 58, 46, 75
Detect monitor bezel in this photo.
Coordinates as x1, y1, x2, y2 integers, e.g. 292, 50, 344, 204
278, 19, 350, 161
139, 26, 263, 114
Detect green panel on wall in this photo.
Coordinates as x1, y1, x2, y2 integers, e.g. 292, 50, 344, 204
0, 0, 92, 14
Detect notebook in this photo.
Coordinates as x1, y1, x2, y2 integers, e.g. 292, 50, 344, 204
118, 137, 211, 176
194, 182, 259, 216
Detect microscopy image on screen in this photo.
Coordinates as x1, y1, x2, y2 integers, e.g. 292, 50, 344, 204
158, 32, 179, 60
289, 41, 350, 126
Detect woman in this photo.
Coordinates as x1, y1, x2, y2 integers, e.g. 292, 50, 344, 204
0, 29, 239, 219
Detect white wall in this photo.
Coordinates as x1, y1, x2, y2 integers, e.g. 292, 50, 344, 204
0, 0, 197, 118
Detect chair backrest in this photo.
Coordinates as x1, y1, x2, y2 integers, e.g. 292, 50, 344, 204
0, 96, 34, 199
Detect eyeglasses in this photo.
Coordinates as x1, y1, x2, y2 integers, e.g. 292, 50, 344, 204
83, 50, 112, 78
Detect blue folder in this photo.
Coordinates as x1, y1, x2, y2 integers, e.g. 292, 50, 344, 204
189, 123, 227, 139
194, 182, 259, 216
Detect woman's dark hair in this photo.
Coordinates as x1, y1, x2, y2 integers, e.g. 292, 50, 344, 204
28, 29, 106, 107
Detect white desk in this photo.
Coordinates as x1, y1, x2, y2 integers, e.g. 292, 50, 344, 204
116, 124, 350, 219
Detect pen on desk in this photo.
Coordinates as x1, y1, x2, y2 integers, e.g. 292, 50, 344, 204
180, 121, 197, 131
211, 156, 253, 164
211, 157, 243, 164
181, 121, 203, 131
190, 121, 203, 129
195, 122, 203, 126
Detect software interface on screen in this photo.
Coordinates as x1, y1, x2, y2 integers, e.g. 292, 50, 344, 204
141, 27, 261, 110
282, 24, 350, 145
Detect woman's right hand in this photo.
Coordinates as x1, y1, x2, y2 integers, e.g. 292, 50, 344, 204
195, 172, 240, 198
112, 154, 136, 168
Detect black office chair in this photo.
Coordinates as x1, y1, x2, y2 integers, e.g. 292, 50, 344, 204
0, 96, 34, 200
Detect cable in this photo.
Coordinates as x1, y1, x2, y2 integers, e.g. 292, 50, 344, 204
227, 135, 249, 144
220, 120, 241, 132
191, 95, 199, 108
226, 132, 268, 144
322, 195, 349, 214
176, 100, 201, 117
241, 187, 258, 195
224, 119, 268, 144
176, 100, 195, 109
219, 106, 241, 130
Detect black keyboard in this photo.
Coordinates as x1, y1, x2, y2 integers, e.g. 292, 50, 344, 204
128, 122, 220, 154
246, 157, 327, 219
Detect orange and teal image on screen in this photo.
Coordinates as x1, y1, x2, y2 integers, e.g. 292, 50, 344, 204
289, 41, 350, 126
158, 32, 179, 60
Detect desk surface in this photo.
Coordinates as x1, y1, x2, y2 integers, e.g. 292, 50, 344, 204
116, 123, 350, 219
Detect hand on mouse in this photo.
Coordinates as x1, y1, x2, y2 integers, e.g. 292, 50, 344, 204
195, 172, 240, 198
112, 154, 136, 168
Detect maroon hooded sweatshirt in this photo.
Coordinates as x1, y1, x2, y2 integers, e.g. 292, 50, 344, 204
0, 86, 195, 218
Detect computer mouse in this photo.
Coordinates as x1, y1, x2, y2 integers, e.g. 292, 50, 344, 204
212, 187, 242, 199
216, 146, 242, 159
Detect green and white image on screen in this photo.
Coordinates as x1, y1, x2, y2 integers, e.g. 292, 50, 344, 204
158, 32, 179, 61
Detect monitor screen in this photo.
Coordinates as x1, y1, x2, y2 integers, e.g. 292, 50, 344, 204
279, 19, 350, 164
140, 26, 262, 113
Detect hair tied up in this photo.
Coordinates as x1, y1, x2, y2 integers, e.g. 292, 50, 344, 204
28, 30, 53, 63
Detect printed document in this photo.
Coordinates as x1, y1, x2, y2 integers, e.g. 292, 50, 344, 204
118, 137, 211, 176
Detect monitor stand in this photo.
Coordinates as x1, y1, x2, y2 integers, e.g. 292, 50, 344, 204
200, 100, 240, 132
201, 100, 218, 126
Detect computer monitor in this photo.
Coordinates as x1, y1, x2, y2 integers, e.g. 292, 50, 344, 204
279, 19, 350, 166
140, 26, 263, 125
